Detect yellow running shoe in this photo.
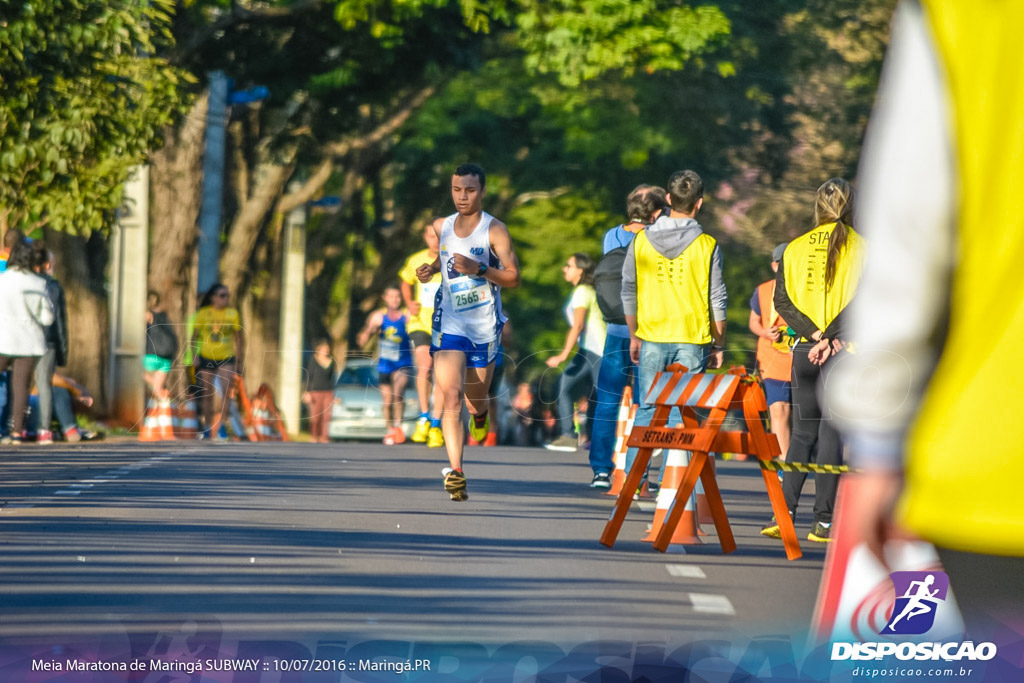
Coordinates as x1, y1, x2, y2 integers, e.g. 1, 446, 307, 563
427, 426, 445, 448
469, 412, 489, 443
411, 417, 430, 443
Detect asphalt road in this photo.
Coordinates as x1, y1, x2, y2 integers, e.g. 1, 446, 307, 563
0, 439, 829, 680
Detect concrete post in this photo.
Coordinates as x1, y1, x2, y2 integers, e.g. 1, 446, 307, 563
108, 165, 150, 425
277, 194, 307, 435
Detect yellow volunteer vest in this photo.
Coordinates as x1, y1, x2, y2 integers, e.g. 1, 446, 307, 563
634, 231, 716, 344
781, 222, 865, 338
899, 1, 1024, 554
756, 280, 793, 382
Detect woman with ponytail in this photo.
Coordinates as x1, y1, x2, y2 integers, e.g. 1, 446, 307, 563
762, 178, 866, 543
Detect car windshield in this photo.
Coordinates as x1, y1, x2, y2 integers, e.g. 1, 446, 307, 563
337, 364, 379, 387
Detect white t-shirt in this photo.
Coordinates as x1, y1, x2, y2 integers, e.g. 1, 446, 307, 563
565, 284, 606, 355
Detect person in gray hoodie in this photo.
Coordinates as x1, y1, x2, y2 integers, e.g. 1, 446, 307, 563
620, 170, 727, 483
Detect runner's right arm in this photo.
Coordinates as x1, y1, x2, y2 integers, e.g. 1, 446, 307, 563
356, 310, 384, 349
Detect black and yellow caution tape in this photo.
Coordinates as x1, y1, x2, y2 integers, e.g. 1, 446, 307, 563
758, 460, 857, 474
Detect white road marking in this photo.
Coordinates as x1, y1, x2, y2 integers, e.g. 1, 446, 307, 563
689, 593, 735, 615
666, 564, 706, 579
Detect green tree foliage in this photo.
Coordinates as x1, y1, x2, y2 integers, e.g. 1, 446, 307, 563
0, 0, 190, 233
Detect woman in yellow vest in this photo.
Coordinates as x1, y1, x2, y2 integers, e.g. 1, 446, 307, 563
762, 178, 864, 543
190, 282, 246, 441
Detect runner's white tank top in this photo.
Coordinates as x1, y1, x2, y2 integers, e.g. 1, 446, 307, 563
436, 211, 505, 343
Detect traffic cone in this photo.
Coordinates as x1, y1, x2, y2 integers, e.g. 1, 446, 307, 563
140, 398, 175, 441
174, 399, 199, 440
643, 448, 701, 546
139, 398, 161, 441
607, 387, 634, 497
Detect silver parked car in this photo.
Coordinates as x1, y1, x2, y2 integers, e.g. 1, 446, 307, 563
328, 357, 420, 441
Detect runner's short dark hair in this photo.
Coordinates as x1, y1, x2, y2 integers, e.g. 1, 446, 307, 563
626, 185, 668, 222
454, 163, 486, 190
667, 170, 704, 213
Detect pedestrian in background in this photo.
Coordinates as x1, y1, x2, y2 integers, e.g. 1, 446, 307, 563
190, 283, 245, 441
357, 285, 414, 446
302, 339, 337, 444
0, 240, 54, 444
586, 184, 668, 488
0, 228, 26, 273
764, 178, 864, 544
399, 221, 444, 447
144, 291, 178, 402
544, 252, 605, 452
30, 241, 68, 445
748, 243, 793, 460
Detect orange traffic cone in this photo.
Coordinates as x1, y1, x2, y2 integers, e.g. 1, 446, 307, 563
643, 448, 701, 546
174, 399, 199, 440
140, 398, 175, 441
607, 386, 635, 496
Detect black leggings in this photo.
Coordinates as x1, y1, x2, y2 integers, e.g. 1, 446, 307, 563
781, 342, 843, 523
1, 356, 40, 435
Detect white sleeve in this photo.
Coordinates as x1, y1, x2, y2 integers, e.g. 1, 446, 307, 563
825, 0, 957, 471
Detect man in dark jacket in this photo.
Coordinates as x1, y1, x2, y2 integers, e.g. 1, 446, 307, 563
33, 242, 68, 445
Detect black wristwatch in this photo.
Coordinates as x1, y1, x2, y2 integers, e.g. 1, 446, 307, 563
477, 262, 488, 276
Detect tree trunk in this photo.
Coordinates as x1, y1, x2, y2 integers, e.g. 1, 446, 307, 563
149, 94, 208, 325
48, 229, 110, 415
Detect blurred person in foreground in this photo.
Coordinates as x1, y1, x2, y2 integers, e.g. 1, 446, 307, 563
826, 0, 1024, 636
0, 240, 54, 443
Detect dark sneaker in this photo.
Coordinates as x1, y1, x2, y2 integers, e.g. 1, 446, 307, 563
544, 434, 578, 452
807, 521, 832, 543
760, 511, 795, 539
590, 472, 611, 489
442, 467, 468, 501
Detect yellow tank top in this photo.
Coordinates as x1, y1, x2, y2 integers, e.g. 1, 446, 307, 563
900, 1, 1024, 554
634, 231, 716, 344
781, 222, 865, 337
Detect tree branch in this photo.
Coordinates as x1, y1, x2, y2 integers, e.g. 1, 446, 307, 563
179, 0, 325, 58
275, 84, 437, 213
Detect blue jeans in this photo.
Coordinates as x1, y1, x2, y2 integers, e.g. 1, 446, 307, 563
625, 340, 709, 477
588, 334, 635, 475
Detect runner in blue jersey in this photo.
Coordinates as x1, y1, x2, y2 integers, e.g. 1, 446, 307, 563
357, 285, 414, 445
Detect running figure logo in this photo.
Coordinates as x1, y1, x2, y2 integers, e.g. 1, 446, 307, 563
881, 571, 950, 635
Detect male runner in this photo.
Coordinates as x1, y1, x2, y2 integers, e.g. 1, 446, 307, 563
417, 164, 520, 501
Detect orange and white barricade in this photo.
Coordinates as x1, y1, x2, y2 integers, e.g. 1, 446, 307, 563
600, 365, 801, 560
